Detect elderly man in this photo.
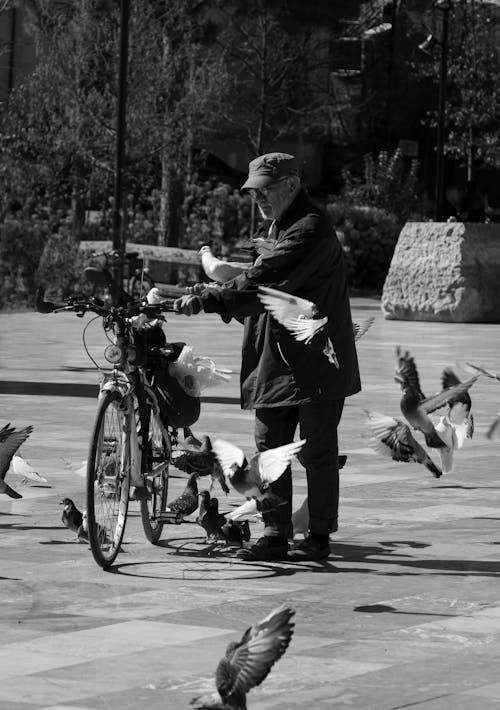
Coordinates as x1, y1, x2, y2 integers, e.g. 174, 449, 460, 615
175, 152, 361, 561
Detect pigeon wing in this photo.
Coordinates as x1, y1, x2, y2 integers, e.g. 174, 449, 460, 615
252, 439, 306, 486
394, 347, 425, 398
212, 439, 247, 478
12, 455, 48, 483
0, 423, 16, 445
258, 285, 316, 321
0, 426, 33, 479
421, 376, 478, 414
353, 315, 375, 341
365, 411, 416, 461
465, 362, 500, 381
216, 605, 295, 704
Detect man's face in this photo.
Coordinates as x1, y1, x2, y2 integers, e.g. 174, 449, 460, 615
248, 177, 294, 220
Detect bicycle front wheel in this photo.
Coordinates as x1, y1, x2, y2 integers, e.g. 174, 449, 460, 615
86, 391, 130, 568
140, 408, 171, 543
129, 272, 155, 300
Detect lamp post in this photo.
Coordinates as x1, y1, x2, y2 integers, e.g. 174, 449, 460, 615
434, 0, 452, 221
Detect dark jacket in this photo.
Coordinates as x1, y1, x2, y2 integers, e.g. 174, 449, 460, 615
201, 189, 361, 409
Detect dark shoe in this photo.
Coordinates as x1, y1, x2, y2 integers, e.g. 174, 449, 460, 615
236, 536, 289, 561
287, 535, 330, 561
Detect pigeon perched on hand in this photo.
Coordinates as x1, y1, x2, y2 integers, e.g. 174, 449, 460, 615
60, 498, 84, 532
199, 246, 250, 284
0, 423, 33, 499
171, 431, 230, 495
257, 286, 339, 368
364, 410, 442, 478
166, 472, 199, 518
212, 438, 306, 499
196, 490, 227, 543
190, 604, 295, 710
395, 347, 477, 449
12, 454, 48, 485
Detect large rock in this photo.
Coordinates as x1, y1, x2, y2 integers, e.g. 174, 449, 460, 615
381, 222, 500, 322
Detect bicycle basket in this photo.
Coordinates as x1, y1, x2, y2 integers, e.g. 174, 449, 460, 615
151, 348, 201, 428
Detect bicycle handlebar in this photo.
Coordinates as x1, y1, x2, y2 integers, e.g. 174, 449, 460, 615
36, 290, 178, 319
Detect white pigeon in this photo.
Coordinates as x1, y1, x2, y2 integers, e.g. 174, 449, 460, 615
0, 424, 33, 498
225, 492, 287, 521
12, 454, 48, 484
212, 438, 306, 499
291, 496, 309, 537
199, 245, 250, 283
257, 285, 339, 368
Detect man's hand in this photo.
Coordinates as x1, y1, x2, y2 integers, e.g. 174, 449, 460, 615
173, 294, 203, 316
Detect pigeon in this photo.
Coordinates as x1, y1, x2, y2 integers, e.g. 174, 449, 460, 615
440, 366, 474, 439
225, 494, 287, 521
171, 432, 230, 495
220, 519, 251, 547
394, 347, 477, 449
433, 405, 471, 474
364, 410, 442, 478
196, 490, 227, 543
166, 473, 199, 518
353, 315, 375, 342
77, 509, 109, 545
0, 423, 33, 499
199, 246, 250, 284
212, 438, 306, 500
190, 604, 295, 710
257, 286, 339, 368
291, 496, 309, 537
60, 497, 84, 532
464, 362, 500, 381
11, 454, 48, 484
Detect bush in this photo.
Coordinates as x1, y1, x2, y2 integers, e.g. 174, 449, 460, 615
326, 201, 401, 292
0, 217, 45, 310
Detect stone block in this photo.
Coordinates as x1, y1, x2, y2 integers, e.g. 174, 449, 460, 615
381, 222, 500, 322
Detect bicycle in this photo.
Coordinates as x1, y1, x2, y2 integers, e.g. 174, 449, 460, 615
37, 268, 185, 569
87, 249, 155, 301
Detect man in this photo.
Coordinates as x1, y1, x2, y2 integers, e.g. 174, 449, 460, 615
175, 152, 361, 561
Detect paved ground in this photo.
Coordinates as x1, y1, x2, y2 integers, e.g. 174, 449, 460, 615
1, 298, 500, 710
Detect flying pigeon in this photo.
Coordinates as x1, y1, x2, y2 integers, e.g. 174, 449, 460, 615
60, 497, 84, 532
11, 454, 48, 485
440, 366, 474, 439
199, 245, 250, 284
211, 438, 306, 500
432, 405, 471, 474
171, 432, 230, 495
166, 473, 199, 518
364, 410, 442, 478
0, 423, 33, 499
257, 286, 340, 368
394, 347, 477, 449
190, 604, 295, 710
196, 490, 227, 543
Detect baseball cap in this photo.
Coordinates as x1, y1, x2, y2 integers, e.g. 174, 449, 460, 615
241, 152, 298, 190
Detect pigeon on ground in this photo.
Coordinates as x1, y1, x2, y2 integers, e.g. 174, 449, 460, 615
190, 604, 295, 710
364, 410, 442, 477
0, 423, 33, 499
212, 438, 306, 500
199, 246, 250, 284
394, 347, 477, 449
11, 454, 48, 485
257, 286, 339, 368
166, 473, 199, 518
77, 509, 109, 545
196, 490, 227, 542
171, 431, 230, 495
220, 519, 251, 547
60, 498, 84, 532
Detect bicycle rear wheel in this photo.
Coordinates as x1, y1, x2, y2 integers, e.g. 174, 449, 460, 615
86, 391, 130, 568
129, 272, 155, 300
140, 408, 171, 543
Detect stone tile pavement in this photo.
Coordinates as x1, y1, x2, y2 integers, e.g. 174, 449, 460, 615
1, 299, 500, 709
